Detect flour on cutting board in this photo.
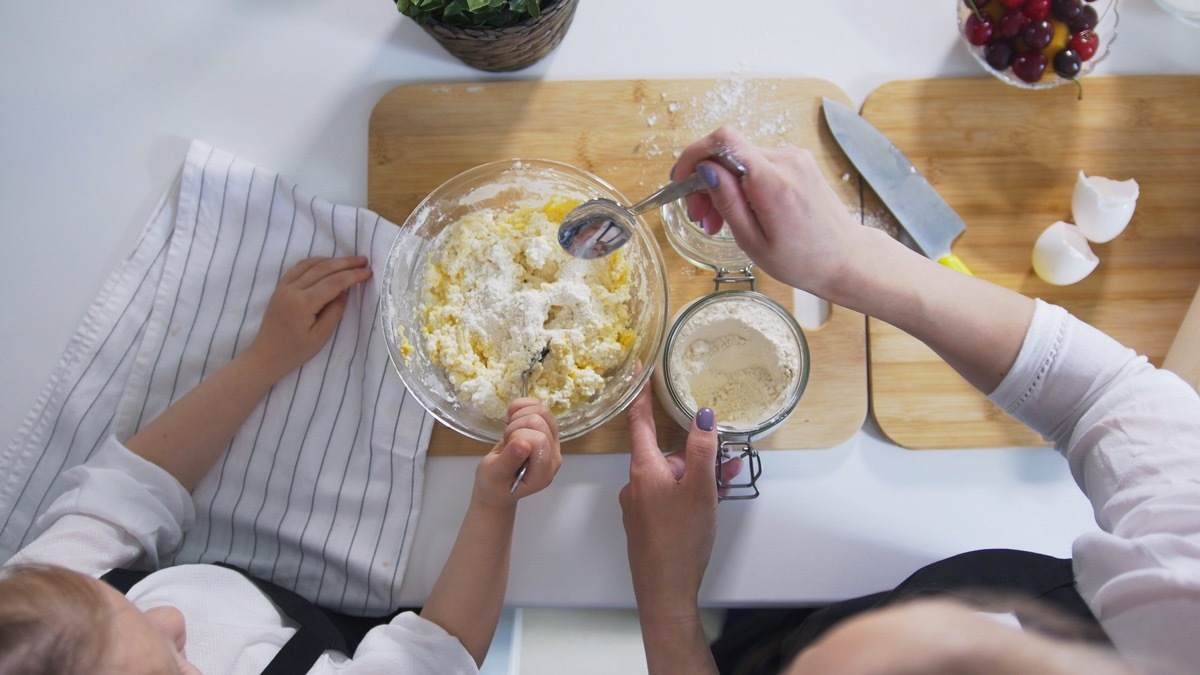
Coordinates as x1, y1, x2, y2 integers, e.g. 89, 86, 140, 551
634, 76, 798, 161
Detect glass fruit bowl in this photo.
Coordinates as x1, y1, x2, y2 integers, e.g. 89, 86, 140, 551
957, 0, 1119, 91
380, 159, 669, 444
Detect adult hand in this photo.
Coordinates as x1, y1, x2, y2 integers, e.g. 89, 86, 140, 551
678, 127, 1036, 394
673, 127, 864, 297
620, 385, 719, 622
620, 385, 723, 674
475, 398, 562, 508
245, 256, 373, 381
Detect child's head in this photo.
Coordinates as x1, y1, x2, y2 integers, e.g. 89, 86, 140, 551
0, 564, 112, 674
1, 564, 194, 674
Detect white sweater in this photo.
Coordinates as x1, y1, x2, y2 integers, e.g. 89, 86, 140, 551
988, 300, 1200, 675
5, 438, 476, 674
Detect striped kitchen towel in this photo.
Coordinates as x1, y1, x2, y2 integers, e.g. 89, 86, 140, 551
0, 140, 431, 616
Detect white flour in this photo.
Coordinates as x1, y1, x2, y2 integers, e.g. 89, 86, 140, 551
420, 197, 633, 419
667, 297, 800, 427
635, 76, 797, 160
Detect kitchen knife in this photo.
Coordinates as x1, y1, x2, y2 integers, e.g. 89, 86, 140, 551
822, 97, 973, 275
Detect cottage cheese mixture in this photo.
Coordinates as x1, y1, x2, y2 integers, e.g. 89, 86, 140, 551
668, 299, 800, 427
419, 195, 635, 419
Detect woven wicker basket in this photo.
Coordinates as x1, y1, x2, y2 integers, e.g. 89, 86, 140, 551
419, 0, 579, 72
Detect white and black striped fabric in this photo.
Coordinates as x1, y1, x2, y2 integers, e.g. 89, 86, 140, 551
0, 141, 431, 615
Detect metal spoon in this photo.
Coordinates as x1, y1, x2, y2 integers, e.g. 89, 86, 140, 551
510, 343, 550, 495
557, 152, 747, 259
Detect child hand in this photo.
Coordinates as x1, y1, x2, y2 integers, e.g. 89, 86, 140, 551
474, 398, 562, 508
244, 256, 373, 381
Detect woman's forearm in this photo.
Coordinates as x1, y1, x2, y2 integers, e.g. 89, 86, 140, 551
638, 613, 718, 675
823, 226, 1035, 394
420, 497, 516, 666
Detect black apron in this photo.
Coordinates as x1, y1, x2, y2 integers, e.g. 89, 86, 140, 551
102, 563, 411, 674
709, 549, 1109, 675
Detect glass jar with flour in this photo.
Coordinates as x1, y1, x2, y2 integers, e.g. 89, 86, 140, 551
652, 202, 810, 500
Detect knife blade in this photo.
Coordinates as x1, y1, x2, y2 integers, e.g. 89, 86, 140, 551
822, 97, 972, 275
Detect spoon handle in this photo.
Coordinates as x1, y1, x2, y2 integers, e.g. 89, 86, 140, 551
509, 463, 528, 495
627, 173, 708, 217
511, 344, 548, 495
626, 151, 749, 217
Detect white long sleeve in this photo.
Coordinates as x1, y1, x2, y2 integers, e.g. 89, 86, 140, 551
6, 435, 194, 575
4, 435, 477, 674
990, 300, 1200, 675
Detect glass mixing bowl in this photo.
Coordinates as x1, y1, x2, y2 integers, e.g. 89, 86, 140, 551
380, 159, 669, 443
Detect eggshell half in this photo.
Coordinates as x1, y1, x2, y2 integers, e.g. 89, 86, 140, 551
1072, 171, 1139, 243
1032, 221, 1100, 286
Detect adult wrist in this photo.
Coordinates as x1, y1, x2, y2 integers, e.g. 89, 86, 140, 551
809, 224, 885, 308
633, 585, 702, 626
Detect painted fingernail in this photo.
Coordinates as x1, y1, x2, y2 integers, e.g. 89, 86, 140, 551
696, 407, 715, 432
697, 164, 719, 189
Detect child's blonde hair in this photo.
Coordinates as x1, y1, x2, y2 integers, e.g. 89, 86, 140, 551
0, 564, 113, 675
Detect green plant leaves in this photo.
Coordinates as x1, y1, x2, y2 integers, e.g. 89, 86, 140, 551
395, 0, 548, 27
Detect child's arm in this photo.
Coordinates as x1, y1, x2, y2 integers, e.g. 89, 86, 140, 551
420, 399, 562, 666
126, 256, 371, 490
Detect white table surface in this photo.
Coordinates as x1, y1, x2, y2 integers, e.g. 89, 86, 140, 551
3, 0, 1198, 608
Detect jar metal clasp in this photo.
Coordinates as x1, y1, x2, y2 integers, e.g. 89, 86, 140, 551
713, 266, 756, 293
716, 432, 762, 501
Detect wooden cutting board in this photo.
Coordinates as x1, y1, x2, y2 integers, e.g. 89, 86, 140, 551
864, 75, 1200, 449
369, 78, 867, 456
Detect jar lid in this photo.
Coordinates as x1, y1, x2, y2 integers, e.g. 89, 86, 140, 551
660, 201, 754, 274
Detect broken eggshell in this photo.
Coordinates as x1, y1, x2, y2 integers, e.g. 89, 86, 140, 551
1033, 221, 1100, 286
1073, 171, 1139, 244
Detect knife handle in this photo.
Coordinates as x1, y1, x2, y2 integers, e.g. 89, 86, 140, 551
938, 253, 973, 276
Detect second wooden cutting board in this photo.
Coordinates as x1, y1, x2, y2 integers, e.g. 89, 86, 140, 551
864, 75, 1200, 449
369, 78, 867, 456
